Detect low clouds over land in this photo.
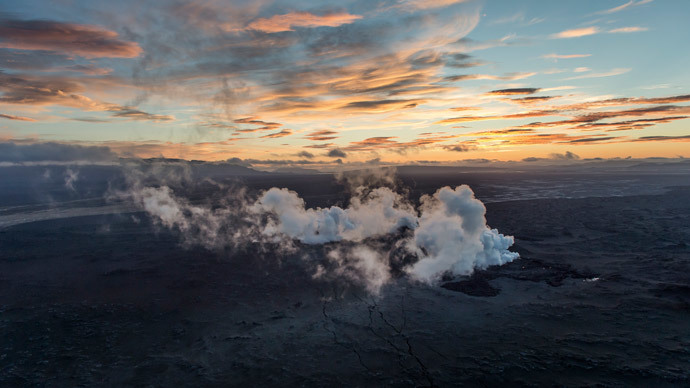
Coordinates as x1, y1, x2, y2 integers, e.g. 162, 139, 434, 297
0, 142, 117, 163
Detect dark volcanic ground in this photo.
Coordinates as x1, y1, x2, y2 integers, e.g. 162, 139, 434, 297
0, 169, 689, 387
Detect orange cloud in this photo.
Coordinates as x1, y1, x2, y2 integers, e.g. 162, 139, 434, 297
438, 95, 690, 131
633, 134, 690, 142
0, 113, 36, 121
575, 116, 688, 131
564, 68, 630, 80
260, 129, 293, 138
595, 0, 653, 15
110, 107, 174, 122
486, 88, 540, 96
0, 18, 141, 58
468, 128, 536, 136
504, 96, 559, 105
0, 73, 172, 122
551, 27, 600, 39
341, 99, 423, 112
552, 94, 690, 111
542, 53, 592, 59
344, 133, 459, 152
443, 143, 477, 152
402, 0, 471, 10
304, 130, 339, 141
445, 72, 536, 82
609, 26, 649, 33
303, 143, 335, 149
253, 53, 451, 116
436, 110, 560, 124
450, 106, 482, 112
515, 106, 690, 130
247, 12, 362, 33
481, 133, 619, 146
233, 117, 282, 132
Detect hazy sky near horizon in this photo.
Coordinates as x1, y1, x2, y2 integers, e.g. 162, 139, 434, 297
1, 0, 689, 165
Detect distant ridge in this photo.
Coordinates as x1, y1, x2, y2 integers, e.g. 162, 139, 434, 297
271, 167, 323, 174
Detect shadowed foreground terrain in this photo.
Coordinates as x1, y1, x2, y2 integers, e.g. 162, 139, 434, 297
1, 168, 689, 386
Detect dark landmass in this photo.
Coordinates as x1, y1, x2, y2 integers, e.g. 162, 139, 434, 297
441, 256, 598, 296
0, 165, 689, 386
270, 167, 324, 174
441, 277, 501, 296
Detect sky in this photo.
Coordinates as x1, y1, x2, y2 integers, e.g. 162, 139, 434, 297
1, 0, 689, 167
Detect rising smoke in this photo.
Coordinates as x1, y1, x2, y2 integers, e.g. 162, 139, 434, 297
64, 168, 79, 191
113, 164, 518, 293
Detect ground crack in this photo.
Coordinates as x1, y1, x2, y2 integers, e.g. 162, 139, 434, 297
363, 295, 435, 387
319, 290, 372, 373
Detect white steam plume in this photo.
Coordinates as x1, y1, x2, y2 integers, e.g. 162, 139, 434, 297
114, 165, 518, 293
406, 185, 519, 283
251, 187, 416, 244
131, 186, 235, 248
334, 167, 398, 193
111, 163, 261, 250
314, 246, 391, 295
64, 168, 79, 191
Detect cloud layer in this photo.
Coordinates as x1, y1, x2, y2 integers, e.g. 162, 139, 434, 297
0, 0, 687, 162
0, 17, 141, 58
